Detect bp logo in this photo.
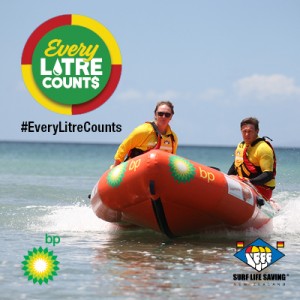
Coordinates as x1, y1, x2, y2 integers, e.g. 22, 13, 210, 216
169, 155, 196, 183
21, 14, 122, 115
22, 247, 59, 285
234, 238, 285, 272
107, 162, 128, 187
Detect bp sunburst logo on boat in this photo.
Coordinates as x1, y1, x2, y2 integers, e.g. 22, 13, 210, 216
107, 162, 128, 187
21, 14, 122, 115
169, 156, 196, 183
22, 247, 60, 285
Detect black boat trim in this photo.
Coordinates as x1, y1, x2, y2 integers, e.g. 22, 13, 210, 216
150, 180, 174, 238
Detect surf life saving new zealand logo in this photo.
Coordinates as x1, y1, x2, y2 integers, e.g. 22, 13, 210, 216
21, 15, 122, 115
233, 239, 288, 285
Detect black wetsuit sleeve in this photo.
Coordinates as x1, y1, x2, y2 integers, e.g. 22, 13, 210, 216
249, 171, 273, 185
227, 163, 237, 175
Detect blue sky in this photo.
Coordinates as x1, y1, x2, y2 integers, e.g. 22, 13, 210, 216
1, 0, 300, 147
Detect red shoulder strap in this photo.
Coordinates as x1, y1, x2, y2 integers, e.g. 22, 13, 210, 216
242, 145, 259, 174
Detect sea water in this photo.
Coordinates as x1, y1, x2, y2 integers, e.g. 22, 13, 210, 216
0, 142, 299, 299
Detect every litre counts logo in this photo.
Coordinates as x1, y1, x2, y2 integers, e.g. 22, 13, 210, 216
21, 14, 122, 115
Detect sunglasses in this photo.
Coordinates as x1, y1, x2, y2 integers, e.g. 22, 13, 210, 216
157, 112, 172, 118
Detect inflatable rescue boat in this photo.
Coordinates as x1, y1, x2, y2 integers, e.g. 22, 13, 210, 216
91, 150, 278, 237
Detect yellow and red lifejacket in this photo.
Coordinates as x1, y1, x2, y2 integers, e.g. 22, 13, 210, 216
126, 122, 175, 160
238, 137, 276, 179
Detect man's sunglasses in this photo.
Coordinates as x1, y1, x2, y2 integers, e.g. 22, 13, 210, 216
157, 112, 172, 118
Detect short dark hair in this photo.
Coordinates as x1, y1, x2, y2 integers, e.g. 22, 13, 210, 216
154, 101, 174, 115
240, 117, 259, 131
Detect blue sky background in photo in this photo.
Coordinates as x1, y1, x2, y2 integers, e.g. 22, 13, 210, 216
1, 0, 300, 147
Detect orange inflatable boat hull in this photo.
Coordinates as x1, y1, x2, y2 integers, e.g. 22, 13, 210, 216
91, 150, 277, 237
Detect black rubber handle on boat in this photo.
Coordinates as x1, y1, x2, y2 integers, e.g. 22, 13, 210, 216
149, 180, 174, 238
208, 166, 220, 171
149, 180, 156, 195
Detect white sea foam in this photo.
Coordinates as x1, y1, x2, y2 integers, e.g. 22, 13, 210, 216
29, 203, 120, 233
272, 192, 300, 235
28, 191, 300, 238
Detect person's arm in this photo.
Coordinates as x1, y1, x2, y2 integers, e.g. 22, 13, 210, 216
227, 163, 237, 175
113, 127, 143, 163
111, 159, 121, 168
112, 123, 154, 165
251, 144, 274, 185
249, 171, 273, 185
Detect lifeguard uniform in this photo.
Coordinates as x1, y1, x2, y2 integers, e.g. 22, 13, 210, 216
229, 137, 276, 200
114, 122, 178, 163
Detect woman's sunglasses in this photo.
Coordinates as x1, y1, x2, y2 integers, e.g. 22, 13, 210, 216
157, 112, 172, 118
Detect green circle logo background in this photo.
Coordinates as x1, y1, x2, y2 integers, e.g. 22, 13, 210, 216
169, 156, 196, 183
32, 25, 111, 105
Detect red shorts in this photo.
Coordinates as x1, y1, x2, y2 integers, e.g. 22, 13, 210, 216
255, 186, 273, 201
